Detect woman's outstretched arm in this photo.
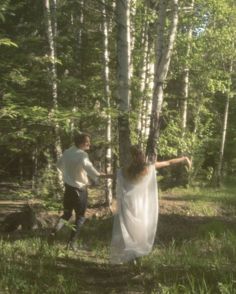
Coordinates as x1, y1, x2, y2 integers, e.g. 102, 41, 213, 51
155, 156, 191, 170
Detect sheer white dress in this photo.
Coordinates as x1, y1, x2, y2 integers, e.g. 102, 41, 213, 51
110, 164, 158, 264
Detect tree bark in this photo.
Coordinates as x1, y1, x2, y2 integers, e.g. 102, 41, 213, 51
102, 0, 113, 207
216, 93, 230, 186
45, 0, 63, 189
146, 0, 179, 159
116, 0, 131, 167
181, 0, 194, 135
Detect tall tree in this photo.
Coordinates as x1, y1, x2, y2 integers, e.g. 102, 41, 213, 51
44, 0, 62, 161
181, 0, 194, 136
102, 0, 113, 206
146, 0, 179, 159
116, 0, 131, 166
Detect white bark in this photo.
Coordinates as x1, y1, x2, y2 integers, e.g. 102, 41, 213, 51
181, 0, 194, 135
216, 60, 232, 185
102, 0, 113, 207
78, 0, 84, 52
129, 0, 137, 79
137, 20, 149, 143
138, 31, 154, 145
32, 146, 38, 191
45, 0, 58, 109
182, 66, 189, 133
146, 0, 179, 158
217, 94, 230, 183
116, 0, 131, 166
45, 0, 63, 191
116, 0, 131, 111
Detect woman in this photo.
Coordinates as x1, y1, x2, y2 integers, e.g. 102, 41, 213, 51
110, 145, 191, 264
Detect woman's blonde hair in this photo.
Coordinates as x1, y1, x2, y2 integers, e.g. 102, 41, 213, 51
124, 145, 148, 181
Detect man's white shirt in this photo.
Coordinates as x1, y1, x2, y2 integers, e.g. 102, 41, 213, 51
57, 146, 100, 188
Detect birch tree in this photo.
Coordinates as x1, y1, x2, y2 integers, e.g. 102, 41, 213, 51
102, 0, 113, 206
216, 61, 234, 186
181, 0, 194, 136
135, 5, 155, 146
116, 0, 131, 167
70, 0, 85, 132
146, 0, 179, 159
45, 0, 62, 161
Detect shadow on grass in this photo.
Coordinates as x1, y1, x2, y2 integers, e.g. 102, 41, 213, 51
1, 212, 236, 293
157, 213, 236, 245
2, 209, 236, 247
161, 194, 236, 207
1, 238, 143, 293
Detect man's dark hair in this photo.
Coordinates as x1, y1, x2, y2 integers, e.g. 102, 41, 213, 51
74, 132, 90, 147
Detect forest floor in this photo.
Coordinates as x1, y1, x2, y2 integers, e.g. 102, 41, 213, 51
0, 182, 236, 293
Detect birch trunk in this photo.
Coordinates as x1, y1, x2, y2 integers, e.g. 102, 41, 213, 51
32, 146, 38, 191
146, 0, 179, 159
116, 0, 131, 167
138, 33, 154, 146
215, 59, 233, 186
216, 93, 230, 186
129, 0, 137, 80
45, 0, 63, 194
45, 0, 62, 161
71, 0, 85, 132
77, 0, 84, 56
102, 0, 113, 207
181, 0, 194, 135
181, 66, 189, 133
137, 17, 150, 143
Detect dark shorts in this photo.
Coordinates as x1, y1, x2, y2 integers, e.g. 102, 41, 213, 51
62, 183, 88, 219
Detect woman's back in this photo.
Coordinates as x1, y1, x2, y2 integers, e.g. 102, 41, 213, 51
111, 164, 158, 264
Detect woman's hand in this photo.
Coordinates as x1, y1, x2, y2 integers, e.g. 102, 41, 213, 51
99, 172, 113, 178
183, 156, 192, 169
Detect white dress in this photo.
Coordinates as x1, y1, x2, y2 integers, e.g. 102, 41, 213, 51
110, 164, 158, 264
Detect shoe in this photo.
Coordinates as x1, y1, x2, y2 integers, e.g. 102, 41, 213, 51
67, 241, 89, 252
47, 232, 55, 245
67, 241, 79, 251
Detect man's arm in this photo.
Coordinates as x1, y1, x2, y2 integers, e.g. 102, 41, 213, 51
155, 156, 191, 169
83, 156, 101, 183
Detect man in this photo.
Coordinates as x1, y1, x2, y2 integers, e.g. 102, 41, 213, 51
53, 132, 107, 250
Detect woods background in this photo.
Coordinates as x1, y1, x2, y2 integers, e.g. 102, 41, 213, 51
0, 0, 235, 200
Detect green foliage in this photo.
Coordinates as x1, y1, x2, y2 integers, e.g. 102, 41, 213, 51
0, 0, 236, 186
36, 163, 62, 199
0, 38, 18, 47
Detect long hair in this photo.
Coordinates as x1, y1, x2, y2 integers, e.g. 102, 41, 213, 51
124, 145, 148, 181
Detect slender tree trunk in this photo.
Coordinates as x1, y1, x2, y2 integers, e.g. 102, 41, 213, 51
70, 0, 85, 133
177, 2, 194, 186
78, 0, 84, 56
181, 0, 194, 135
215, 60, 233, 186
138, 35, 155, 146
45, 0, 62, 161
116, 0, 131, 167
137, 18, 149, 144
32, 146, 38, 191
129, 0, 136, 80
146, 0, 179, 159
45, 0, 58, 109
45, 0, 63, 193
102, 0, 113, 207
216, 94, 230, 186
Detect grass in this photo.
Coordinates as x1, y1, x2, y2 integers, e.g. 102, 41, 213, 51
1, 178, 236, 293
